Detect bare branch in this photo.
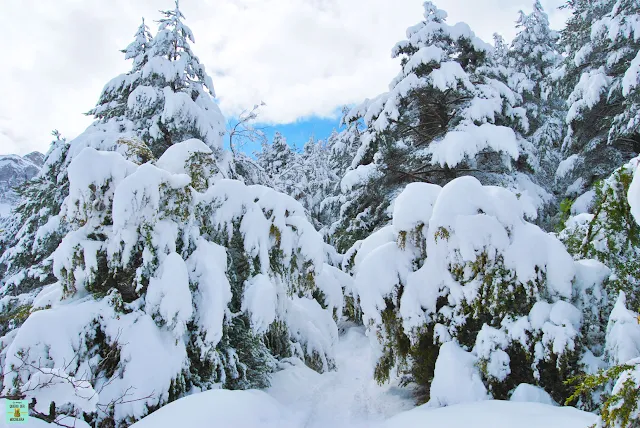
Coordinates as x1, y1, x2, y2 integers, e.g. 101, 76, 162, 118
228, 102, 269, 156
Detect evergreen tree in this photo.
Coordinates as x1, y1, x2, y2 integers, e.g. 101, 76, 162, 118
507, 1, 565, 217
257, 133, 340, 230
492, 33, 509, 67
559, 157, 640, 318
557, 0, 640, 196
0, 2, 232, 322
0, 7, 344, 426
297, 137, 339, 229
344, 176, 596, 405
256, 132, 295, 177
330, 1, 542, 252
510, 1, 561, 103
318, 120, 365, 238
89, 0, 226, 160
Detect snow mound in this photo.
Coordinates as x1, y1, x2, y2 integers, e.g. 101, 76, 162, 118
510, 383, 556, 405
155, 138, 213, 175
129, 389, 296, 428
428, 341, 489, 407
382, 400, 597, 428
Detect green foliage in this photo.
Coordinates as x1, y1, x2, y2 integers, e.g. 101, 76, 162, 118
567, 363, 640, 428
0, 304, 33, 335
374, 296, 411, 385
222, 315, 273, 390
560, 166, 640, 309
371, 245, 579, 405
343, 294, 362, 324
331, 183, 390, 254
556, 197, 574, 232
116, 137, 155, 165
185, 151, 218, 192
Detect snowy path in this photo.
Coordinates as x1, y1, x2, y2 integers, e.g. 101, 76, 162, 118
266, 326, 415, 428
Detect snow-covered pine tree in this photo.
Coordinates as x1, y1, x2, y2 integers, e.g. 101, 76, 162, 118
318, 120, 364, 240
89, 0, 227, 161
510, 1, 562, 105
329, 1, 546, 253
256, 131, 296, 178
257, 133, 340, 231
492, 1, 567, 230
560, 157, 640, 305
492, 33, 509, 67
508, 1, 564, 192
565, 159, 640, 425
0, 1, 230, 325
1, 141, 345, 426
297, 137, 339, 229
556, 0, 640, 199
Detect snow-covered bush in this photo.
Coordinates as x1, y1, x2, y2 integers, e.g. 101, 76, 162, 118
0, 140, 343, 426
347, 177, 600, 404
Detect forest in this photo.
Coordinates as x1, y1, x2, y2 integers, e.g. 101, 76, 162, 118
1, 0, 640, 427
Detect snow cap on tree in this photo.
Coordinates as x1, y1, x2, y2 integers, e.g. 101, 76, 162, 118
510, 0, 561, 88
152, 0, 215, 96
122, 17, 153, 72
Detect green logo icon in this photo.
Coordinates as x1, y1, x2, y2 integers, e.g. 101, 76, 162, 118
5, 400, 28, 424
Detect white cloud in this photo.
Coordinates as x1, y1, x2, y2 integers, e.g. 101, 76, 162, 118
0, 0, 568, 155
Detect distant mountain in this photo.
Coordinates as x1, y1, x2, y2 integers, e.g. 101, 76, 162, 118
0, 152, 43, 217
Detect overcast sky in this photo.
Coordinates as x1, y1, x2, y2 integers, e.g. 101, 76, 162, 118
1, 0, 569, 156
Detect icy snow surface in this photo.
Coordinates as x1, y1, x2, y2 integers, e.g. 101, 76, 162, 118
123, 327, 596, 428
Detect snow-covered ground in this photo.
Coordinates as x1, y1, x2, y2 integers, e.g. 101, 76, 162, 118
0, 326, 598, 428
125, 326, 596, 428
267, 326, 415, 427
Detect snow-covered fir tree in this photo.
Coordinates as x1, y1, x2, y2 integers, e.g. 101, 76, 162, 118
257, 132, 295, 178
562, 157, 640, 426
508, 1, 564, 195
559, 157, 640, 310
556, 0, 640, 199
122, 18, 153, 72
297, 137, 340, 229
0, 131, 70, 336
257, 133, 340, 231
329, 1, 547, 252
0, 1, 231, 314
88, 0, 227, 161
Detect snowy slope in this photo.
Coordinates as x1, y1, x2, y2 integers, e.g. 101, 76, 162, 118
125, 327, 596, 428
